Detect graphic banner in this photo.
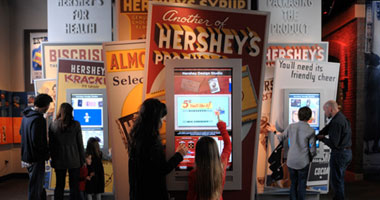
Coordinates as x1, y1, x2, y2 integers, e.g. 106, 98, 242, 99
30, 32, 48, 83
56, 59, 106, 112
117, 0, 251, 40
103, 40, 145, 199
144, 2, 269, 106
42, 43, 103, 79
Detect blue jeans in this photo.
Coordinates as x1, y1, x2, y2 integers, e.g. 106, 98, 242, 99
330, 149, 352, 200
288, 165, 309, 200
27, 160, 46, 200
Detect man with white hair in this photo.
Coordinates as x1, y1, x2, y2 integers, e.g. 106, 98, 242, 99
317, 100, 352, 200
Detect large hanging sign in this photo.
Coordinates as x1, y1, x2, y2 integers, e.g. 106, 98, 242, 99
41, 43, 103, 79
103, 40, 145, 199
116, 0, 251, 40
258, 0, 321, 43
48, 0, 112, 42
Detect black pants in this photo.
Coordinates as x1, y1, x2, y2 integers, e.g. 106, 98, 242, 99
54, 168, 81, 200
27, 160, 46, 200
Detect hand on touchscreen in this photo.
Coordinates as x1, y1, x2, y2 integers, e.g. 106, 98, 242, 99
215, 111, 223, 123
176, 143, 188, 157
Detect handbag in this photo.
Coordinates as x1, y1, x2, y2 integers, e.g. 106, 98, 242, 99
268, 142, 284, 181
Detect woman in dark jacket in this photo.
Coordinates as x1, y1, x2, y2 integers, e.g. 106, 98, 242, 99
49, 102, 85, 200
128, 98, 188, 200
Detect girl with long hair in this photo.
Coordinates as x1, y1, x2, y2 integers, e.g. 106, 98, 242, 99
187, 115, 231, 200
128, 98, 188, 200
49, 102, 85, 200
85, 137, 105, 200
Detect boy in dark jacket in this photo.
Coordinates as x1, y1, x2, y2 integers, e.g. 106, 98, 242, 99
20, 93, 52, 200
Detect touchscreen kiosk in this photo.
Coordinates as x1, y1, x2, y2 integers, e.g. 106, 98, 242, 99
284, 89, 324, 148
165, 59, 242, 190
66, 89, 108, 155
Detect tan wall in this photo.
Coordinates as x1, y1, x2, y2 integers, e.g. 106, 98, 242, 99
9, 0, 47, 92
0, 0, 47, 176
0, 0, 12, 90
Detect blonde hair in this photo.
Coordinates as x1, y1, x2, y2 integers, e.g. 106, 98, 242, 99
195, 136, 223, 200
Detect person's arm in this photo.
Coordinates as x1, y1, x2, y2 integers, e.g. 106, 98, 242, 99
151, 142, 184, 175
76, 122, 85, 165
218, 121, 231, 168
276, 126, 289, 143
31, 117, 49, 160
48, 124, 55, 159
318, 123, 330, 136
320, 122, 342, 150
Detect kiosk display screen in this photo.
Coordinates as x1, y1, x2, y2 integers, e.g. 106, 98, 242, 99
287, 93, 321, 147
174, 68, 232, 171
71, 93, 104, 148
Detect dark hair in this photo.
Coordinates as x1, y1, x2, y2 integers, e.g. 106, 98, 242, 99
86, 137, 102, 159
298, 106, 312, 121
34, 93, 53, 108
55, 103, 74, 130
128, 98, 167, 154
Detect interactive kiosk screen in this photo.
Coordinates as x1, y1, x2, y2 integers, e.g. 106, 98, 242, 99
67, 89, 108, 154
284, 89, 324, 147
165, 59, 242, 190
174, 68, 232, 171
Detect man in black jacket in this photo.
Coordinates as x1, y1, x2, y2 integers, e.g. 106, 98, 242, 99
317, 100, 352, 200
20, 94, 52, 200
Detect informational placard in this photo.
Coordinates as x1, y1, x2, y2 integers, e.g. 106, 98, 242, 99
144, 2, 269, 100
48, 0, 112, 42
307, 148, 331, 193
41, 43, 103, 79
30, 32, 48, 83
103, 40, 145, 200
258, 0, 321, 43
116, 0, 251, 40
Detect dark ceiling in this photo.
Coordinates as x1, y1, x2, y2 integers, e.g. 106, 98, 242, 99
251, 0, 357, 25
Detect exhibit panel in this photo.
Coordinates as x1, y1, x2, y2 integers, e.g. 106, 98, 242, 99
103, 40, 146, 199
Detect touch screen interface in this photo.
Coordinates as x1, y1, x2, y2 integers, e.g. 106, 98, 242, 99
71, 94, 104, 148
288, 93, 320, 147
174, 68, 232, 171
